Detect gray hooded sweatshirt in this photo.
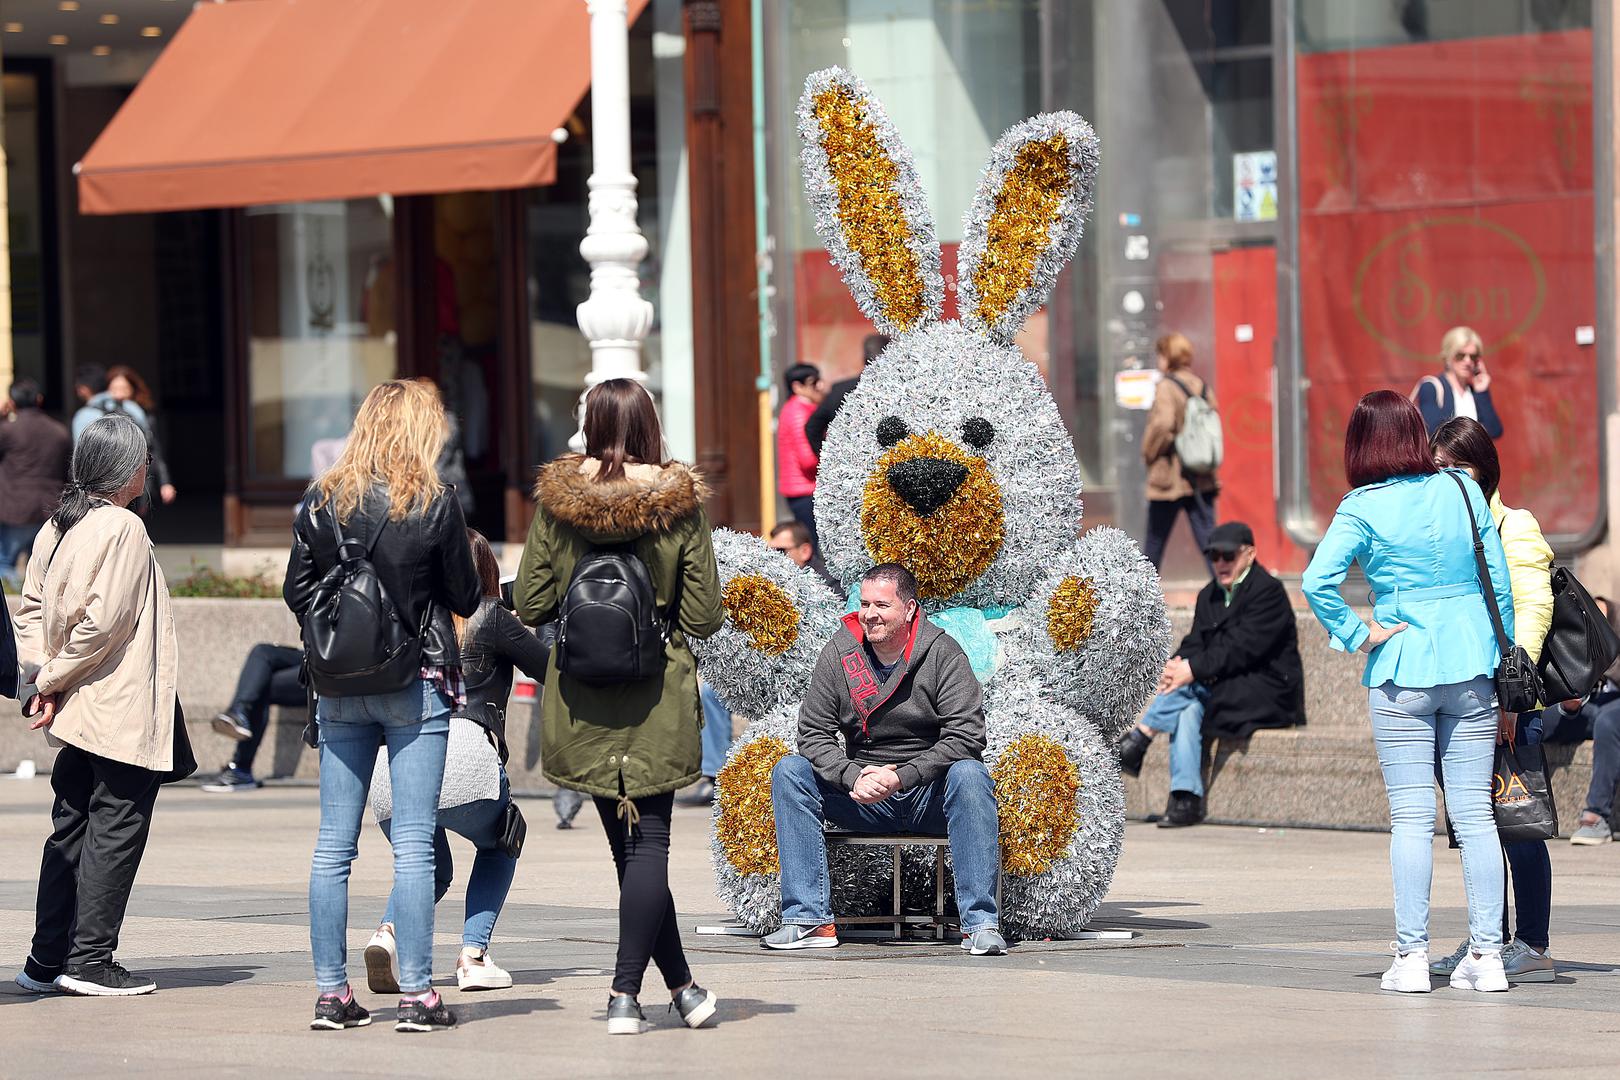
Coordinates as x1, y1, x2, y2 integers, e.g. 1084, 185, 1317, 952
797, 610, 986, 792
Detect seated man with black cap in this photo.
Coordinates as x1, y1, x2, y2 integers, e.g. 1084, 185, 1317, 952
1117, 521, 1305, 826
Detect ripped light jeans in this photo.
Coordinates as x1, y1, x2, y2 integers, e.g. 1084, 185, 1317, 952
1369, 676, 1503, 955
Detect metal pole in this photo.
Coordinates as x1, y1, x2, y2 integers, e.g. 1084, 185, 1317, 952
574, 0, 655, 450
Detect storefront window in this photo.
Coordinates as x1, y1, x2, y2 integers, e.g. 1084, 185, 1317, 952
1288, 0, 1598, 540
4, 71, 50, 399
243, 198, 396, 482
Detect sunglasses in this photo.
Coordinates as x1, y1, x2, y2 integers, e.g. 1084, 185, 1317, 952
1453, 350, 1482, 361
1206, 550, 1241, 564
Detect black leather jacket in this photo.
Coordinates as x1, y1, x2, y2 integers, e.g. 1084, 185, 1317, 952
458, 597, 552, 752
284, 487, 481, 668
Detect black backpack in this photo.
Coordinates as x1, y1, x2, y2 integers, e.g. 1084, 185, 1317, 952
553, 546, 678, 685
301, 508, 425, 697
1537, 565, 1620, 702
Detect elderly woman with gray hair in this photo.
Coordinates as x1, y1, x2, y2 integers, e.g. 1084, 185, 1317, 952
11, 414, 186, 998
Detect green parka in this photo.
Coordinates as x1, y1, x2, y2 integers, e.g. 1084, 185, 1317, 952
515, 456, 723, 802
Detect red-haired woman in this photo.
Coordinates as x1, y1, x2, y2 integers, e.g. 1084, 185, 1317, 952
1303, 391, 1515, 995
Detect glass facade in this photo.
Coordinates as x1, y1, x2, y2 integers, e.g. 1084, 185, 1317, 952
764, 0, 1604, 580
243, 199, 396, 483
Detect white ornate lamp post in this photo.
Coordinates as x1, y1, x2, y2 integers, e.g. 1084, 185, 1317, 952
572, 0, 654, 450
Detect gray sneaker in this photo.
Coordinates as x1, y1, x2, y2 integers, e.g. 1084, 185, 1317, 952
961, 928, 1007, 956
1429, 940, 1469, 976
760, 924, 839, 950
1570, 818, 1612, 845
606, 994, 645, 1036
670, 983, 718, 1028
1502, 939, 1556, 983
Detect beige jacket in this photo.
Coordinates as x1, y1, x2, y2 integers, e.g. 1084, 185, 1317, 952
1142, 369, 1220, 501
14, 505, 177, 771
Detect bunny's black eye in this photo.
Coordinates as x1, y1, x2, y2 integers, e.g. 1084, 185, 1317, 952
962, 417, 995, 450
876, 416, 909, 448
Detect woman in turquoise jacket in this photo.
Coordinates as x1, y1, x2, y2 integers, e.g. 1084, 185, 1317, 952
1302, 391, 1514, 996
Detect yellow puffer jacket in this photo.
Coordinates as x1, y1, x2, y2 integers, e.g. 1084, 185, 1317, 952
1491, 492, 1554, 663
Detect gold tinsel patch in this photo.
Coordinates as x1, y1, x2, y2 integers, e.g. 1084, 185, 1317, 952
972, 134, 1071, 329
992, 733, 1081, 877
721, 575, 801, 657
1046, 575, 1100, 652
812, 86, 928, 332
861, 431, 1005, 601
716, 737, 793, 875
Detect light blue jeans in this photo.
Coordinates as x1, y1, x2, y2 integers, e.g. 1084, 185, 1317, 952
699, 682, 732, 778
1140, 682, 1209, 796
310, 680, 450, 993
1369, 677, 1503, 954
771, 755, 1001, 933
380, 774, 516, 952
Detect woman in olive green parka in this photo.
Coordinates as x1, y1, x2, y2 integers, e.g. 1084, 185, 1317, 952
514, 378, 724, 1032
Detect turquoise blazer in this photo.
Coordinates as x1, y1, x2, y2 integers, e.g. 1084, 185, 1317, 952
1303, 470, 1514, 689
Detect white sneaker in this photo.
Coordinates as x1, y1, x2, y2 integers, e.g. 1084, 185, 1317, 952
1450, 947, 1509, 992
1380, 946, 1432, 993
456, 949, 513, 991
1501, 940, 1556, 983
364, 924, 400, 994
1428, 940, 1469, 976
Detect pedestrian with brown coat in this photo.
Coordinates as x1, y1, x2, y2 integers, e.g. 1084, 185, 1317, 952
12, 414, 183, 998
1141, 332, 1220, 570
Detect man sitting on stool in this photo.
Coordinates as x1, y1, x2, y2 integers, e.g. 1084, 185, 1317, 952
763, 563, 1005, 956
1117, 521, 1304, 827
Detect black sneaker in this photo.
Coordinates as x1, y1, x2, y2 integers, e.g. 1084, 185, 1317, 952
56, 961, 156, 996
310, 991, 371, 1030
211, 709, 252, 741
202, 767, 261, 793
607, 994, 645, 1035
14, 954, 62, 994
1117, 729, 1152, 777
1158, 791, 1205, 828
395, 992, 457, 1033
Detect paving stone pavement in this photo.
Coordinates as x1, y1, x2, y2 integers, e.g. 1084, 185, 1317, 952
0, 780, 1617, 1079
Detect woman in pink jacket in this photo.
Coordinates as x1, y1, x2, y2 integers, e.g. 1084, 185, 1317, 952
776, 363, 825, 551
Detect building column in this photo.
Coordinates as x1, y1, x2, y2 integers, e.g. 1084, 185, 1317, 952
574, 0, 655, 449
1580, 10, 1620, 594
684, 0, 762, 530
0, 36, 13, 391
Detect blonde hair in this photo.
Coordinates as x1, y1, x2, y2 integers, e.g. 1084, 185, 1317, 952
314, 379, 447, 522
1439, 326, 1483, 364
1157, 332, 1194, 371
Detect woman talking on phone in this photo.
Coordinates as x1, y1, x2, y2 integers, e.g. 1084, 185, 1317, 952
1412, 326, 1503, 438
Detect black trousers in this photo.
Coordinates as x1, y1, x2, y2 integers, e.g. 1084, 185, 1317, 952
784, 494, 819, 556
1143, 493, 1217, 573
592, 792, 691, 996
229, 644, 305, 774
31, 743, 162, 971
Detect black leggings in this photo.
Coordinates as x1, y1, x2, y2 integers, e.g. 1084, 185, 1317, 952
592, 792, 691, 996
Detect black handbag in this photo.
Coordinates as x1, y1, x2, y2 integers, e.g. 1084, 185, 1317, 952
1536, 565, 1620, 702
161, 698, 198, 785
497, 800, 527, 859
1447, 472, 1542, 713
1492, 738, 1560, 842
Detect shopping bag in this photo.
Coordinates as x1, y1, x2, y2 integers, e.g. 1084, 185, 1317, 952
1493, 740, 1560, 843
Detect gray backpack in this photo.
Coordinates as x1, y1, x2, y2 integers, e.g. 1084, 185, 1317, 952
1168, 375, 1223, 474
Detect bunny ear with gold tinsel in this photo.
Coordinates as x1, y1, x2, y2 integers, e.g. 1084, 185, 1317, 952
957, 112, 1099, 344
798, 68, 944, 336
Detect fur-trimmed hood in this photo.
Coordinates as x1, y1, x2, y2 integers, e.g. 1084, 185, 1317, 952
534, 455, 708, 541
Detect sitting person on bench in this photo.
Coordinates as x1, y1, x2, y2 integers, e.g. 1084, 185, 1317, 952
1116, 521, 1305, 827
763, 563, 1005, 956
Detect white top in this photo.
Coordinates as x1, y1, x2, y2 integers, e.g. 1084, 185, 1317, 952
1453, 385, 1478, 420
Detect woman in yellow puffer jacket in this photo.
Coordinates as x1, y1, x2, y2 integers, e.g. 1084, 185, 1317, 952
1429, 417, 1558, 984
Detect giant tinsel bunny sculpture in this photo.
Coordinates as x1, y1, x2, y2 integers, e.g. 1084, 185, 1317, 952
692, 68, 1172, 939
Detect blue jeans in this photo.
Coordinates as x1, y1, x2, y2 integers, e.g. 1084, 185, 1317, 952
700, 683, 732, 778
1502, 712, 1551, 952
380, 774, 516, 952
770, 755, 1001, 932
310, 680, 450, 993
1540, 690, 1620, 820
1140, 682, 1209, 796
0, 521, 42, 589
1370, 677, 1503, 954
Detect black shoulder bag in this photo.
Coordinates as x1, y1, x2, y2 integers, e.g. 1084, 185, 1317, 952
1537, 565, 1620, 702
1447, 471, 1541, 713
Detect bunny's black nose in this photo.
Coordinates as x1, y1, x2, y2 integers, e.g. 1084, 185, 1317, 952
887, 458, 968, 516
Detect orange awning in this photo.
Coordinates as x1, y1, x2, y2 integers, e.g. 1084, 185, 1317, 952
77, 0, 648, 215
